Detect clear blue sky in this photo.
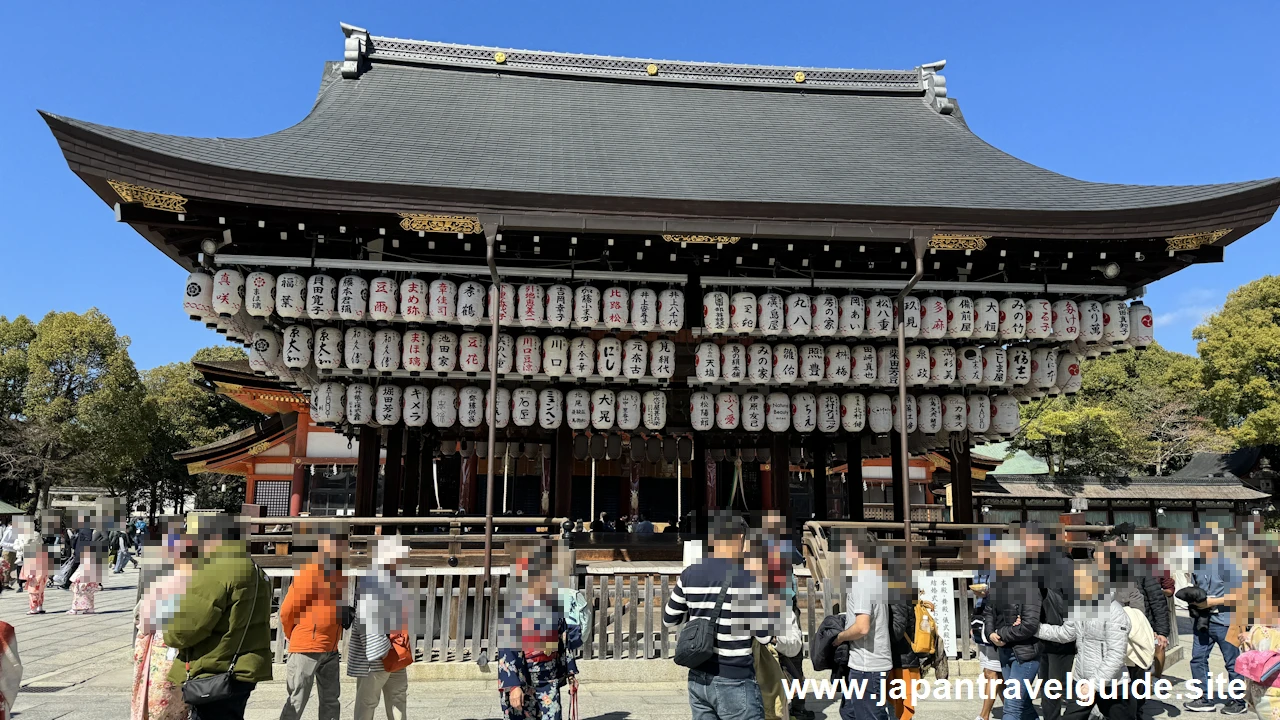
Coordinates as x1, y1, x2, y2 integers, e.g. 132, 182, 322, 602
2, 1, 1277, 370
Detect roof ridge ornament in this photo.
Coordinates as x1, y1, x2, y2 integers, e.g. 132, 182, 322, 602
1166, 228, 1231, 252
920, 60, 955, 115
341, 22, 371, 79
107, 179, 187, 213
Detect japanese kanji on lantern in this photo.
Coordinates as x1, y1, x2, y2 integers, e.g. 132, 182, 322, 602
974, 297, 999, 339
184, 271, 214, 321
511, 387, 537, 427
649, 338, 675, 379
401, 329, 427, 375
715, 391, 739, 430
773, 343, 799, 384
825, 344, 851, 383
402, 385, 429, 427
1026, 298, 1053, 340
212, 268, 245, 317
891, 394, 917, 434
275, 272, 306, 319
431, 331, 458, 373
394, 277, 424, 324
248, 330, 279, 374
494, 334, 514, 373
900, 296, 921, 339
758, 292, 784, 335
459, 331, 486, 373
623, 338, 648, 379
741, 391, 766, 431
596, 336, 622, 378
999, 297, 1026, 340
346, 382, 374, 425
748, 343, 772, 383
703, 290, 730, 334
1102, 300, 1130, 345
518, 283, 544, 327
539, 388, 564, 429
841, 392, 866, 432
546, 284, 572, 328
617, 390, 642, 430
313, 327, 342, 373
817, 392, 840, 433
590, 388, 616, 430
942, 394, 967, 432
839, 294, 866, 338
569, 337, 594, 378
245, 271, 275, 318
1129, 302, 1154, 348
430, 385, 458, 428
813, 294, 839, 337
991, 394, 1020, 435
766, 391, 790, 432
566, 389, 590, 430
851, 344, 877, 386
603, 286, 629, 329
344, 326, 374, 373
730, 292, 757, 333
456, 385, 483, 427
784, 293, 812, 336
1052, 299, 1080, 340
694, 342, 720, 383
282, 325, 313, 369
791, 391, 817, 432
1031, 347, 1059, 390
800, 344, 824, 383
489, 282, 515, 327
486, 387, 511, 428
920, 296, 947, 340
375, 385, 402, 426
642, 390, 668, 430
455, 280, 485, 326
947, 296, 975, 338
876, 346, 899, 387
307, 274, 337, 320
689, 390, 714, 431
337, 275, 367, 321
657, 288, 685, 333
311, 382, 345, 425
982, 346, 1007, 388
516, 334, 542, 375
867, 295, 895, 338
917, 393, 943, 434
1007, 346, 1032, 386
574, 285, 600, 328
905, 345, 930, 386
1078, 299, 1104, 350
867, 393, 892, 434
957, 346, 983, 386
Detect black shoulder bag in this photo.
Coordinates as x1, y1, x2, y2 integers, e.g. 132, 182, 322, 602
182, 565, 262, 706
674, 567, 735, 669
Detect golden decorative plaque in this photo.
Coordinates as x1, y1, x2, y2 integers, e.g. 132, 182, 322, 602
661, 234, 741, 245
929, 233, 990, 251
107, 179, 188, 213
397, 213, 483, 234
1166, 228, 1231, 252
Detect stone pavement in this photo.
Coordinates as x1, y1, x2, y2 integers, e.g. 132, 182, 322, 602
2, 568, 1235, 720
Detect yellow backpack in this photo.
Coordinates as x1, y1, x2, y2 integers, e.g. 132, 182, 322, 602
911, 600, 938, 655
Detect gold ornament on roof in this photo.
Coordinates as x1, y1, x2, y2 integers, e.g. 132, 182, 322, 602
646, 63, 659, 76
107, 179, 188, 213
929, 233, 990, 251
246, 440, 272, 457
794, 71, 806, 83
1166, 228, 1231, 252
661, 234, 741, 245
186, 461, 208, 475
397, 213, 483, 234
494, 51, 507, 64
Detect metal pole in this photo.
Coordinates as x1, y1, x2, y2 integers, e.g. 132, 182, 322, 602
482, 227, 501, 587
895, 236, 927, 573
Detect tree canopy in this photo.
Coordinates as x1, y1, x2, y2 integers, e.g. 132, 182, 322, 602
1195, 275, 1280, 447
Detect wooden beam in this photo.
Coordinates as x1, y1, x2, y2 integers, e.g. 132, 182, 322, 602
811, 437, 829, 521
950, 433, 974, 524
402, 429, 422, 518
354, 426, 380, 530
847, 435, 865, 521
553, 425, 573, 519
382, 425, 404, 518
890, 431, 906, 523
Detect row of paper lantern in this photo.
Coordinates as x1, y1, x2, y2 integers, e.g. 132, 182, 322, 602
688, 390, 1019, 436
309, 382, 669, 431
185, 270, 689, 332
699, 291, 1152, 345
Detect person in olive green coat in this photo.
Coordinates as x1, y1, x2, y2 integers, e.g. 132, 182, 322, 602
163, 514, 271, 720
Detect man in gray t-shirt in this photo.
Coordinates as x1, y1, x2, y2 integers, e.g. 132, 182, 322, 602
833, 538, 893, 720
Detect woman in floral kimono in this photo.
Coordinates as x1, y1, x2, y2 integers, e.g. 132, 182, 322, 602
19, 539, 49, 615
130, 525, 192, 720
67, 544, 102, 614
497, 545, 580, 720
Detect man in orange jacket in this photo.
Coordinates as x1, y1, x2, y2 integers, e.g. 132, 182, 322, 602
279, 526, 348, 720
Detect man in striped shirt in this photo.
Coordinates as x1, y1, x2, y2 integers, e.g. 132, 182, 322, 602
664, 513, 774, 720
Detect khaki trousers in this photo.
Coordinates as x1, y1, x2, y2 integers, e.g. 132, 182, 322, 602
280, 650, 341, 720
354, 668, 408, 720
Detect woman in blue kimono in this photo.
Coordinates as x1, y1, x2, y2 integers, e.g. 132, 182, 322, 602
497, 544, 580, 720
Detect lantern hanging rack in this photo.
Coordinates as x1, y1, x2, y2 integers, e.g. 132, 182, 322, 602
214, 254, 687, 284
698, 275, 1131, 296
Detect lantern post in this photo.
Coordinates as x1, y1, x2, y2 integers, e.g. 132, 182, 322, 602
482, 221, 501, 589
895, 235, 927, 573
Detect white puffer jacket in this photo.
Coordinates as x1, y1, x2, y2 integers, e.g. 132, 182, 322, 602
1035, 598, 1130, 689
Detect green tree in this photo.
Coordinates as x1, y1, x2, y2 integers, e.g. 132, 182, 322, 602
1194, 275, 1280, 446
1016, 404, 1139, 476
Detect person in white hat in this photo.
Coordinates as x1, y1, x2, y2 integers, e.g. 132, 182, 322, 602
349, 536, 413, 720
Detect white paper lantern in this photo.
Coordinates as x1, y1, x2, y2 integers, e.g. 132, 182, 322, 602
248, 330, 280, 374
690, 391, 715, 431
431, 385, 458, 428
998, 297, 1027, 341
282, 325, 313, 369
457, 386, 484, 428
367, 277, 397, 323
515, 334, 541, 376
538, 335, 567, 378
313, 327, 343, 373
757, 293, 785, 335
942, 394, 967, 432
991, 395, 1020, 435
403, 385, 429, 427
766, 392, 791, 432
917, 394, 943, 435
784, 293, 812, 336
511, 387, 537, 428
346, 382, 374, 425
574, 286, 601, 328
817, 392, 841, 433
1007, 347, 1032, 386
545, 284, 573, 328
517, 284, 545, 327
1024, 298, 1053, 340
825, 344, 851, 384
876, 346, 899, 388
658, 288, 685, 332
649, 339, 675, 379
618, 338, 646, 380
1129, 302, 1154, 349
616, 390, 641, 431
183, 271, 215, 321
740, 392, 766, 432
1057, 352, 1084, 396
747, 343, 772, 383
311, 382, 345, 425
344, 327, 374, 373
791, 392, 817, 432
495, 334, 514, 374
642, 390, 668, 430
966, 395, 991, 434
431, 331, 458, 373
730, 292, 758, 333
456, 281, 486, 326
245, 271, 275, 318
841, 393, 866, 432
981, 346, 1007, 388
703, 291, 730, 334
892, 394, 918, 434
570, 337, 595, 378
212, 269, 245, 317
973, 297, 1000, 340
920, 296, 948, 340
946, 297, 975, 339
851, 344, 877, 386
275, 273, 306, 320
800, 344, 825, 383
591, 389, 617, 430
813, 294, 839, 337
867, 393, 893, 434
375, 385, 402, 426
486, 387, 511, 428
336, 275, 367, 322
596, 337, 623, 378
631, 288, 657, 332
458, 332, 486, 374
602, 286, 629, 330
900, 296, 922, 339
1051, 300, 1080, 341
399, 277, 427, 324
401, 330, 428, 375
694, 342, 720, 383
773, 343, 799, 384
720, 343, 747, 383
715, 392, 740, 430
566, 389, 590, 430
1031, 347, 1058, 389
1103, 300, 1130, 344
539, 388, 564, 430
905, 345, 931, 386
488, 283, 515, 327
839, 295, 866, 338
957, 346, 983, 387
1078, 299, 1104, 347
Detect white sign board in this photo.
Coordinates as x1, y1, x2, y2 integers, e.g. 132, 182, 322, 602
914, 570, 971, 659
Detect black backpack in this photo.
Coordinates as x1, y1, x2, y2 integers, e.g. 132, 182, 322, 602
674, 568, 733, 669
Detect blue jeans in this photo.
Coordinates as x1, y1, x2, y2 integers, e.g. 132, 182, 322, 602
839, 668, 891, 720
1191, 622, 1241, 688
1000, 647, 1041, 720
688, 669, 765, 720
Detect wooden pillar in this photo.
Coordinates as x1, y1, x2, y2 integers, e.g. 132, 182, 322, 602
692, 436, 710, 535
890, 430, 906, 523
460, 452, 478, 514
771, 433, 791, 516
553, 425, 573, 519
355, 426, 381, 526
541, 452, 553, 517
290, 412, 311, 516
847, 434, 865, 521
382, 426, 404, 518
811, 438, 828, 521
245, 476, 259, 507
628, 460, 641, 520
950, 432, 974, 524
402, 429, 422, 517
760, 459, 774, 512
